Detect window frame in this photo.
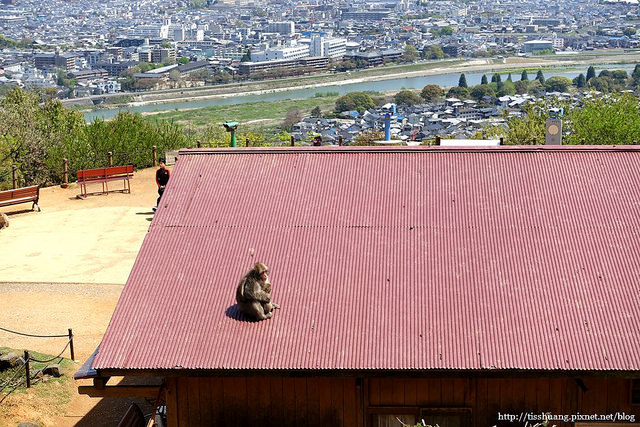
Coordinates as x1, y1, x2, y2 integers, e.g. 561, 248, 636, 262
367, 406, 473, 427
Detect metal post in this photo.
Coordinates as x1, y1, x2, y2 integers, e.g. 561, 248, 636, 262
499, 137, 504, 145
533, 137, 538, 145
12, 165, 17, 189
108, 152, 113, 166
339, 135, 343, 146
24, 351, 30, 388
290, 135, 295, 147
435, 136, 441, 146
68, 328, 75, 361
196, 140, 202, 148
246, 138, 250, 147
152, 146, 157, 167
63, 158, 69, 186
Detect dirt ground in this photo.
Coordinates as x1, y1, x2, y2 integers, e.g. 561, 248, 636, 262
0, 167, 167, 427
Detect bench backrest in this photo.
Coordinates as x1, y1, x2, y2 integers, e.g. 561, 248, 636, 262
0, 185, 39, 202
77, 165, 134, 180
107, 165, 134, 176
77, 168, 107, 180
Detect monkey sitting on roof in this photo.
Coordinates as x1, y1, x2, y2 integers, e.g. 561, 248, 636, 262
236, 262, 280, 321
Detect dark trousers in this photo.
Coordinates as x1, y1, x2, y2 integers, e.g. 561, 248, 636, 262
157, 186, 165, 207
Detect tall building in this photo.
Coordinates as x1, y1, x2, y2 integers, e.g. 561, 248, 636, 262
34, 54, 56, 69
55, 53, 76, 72
34, 53, 75, 71
311, 36, 347, 59
266, 21, 295, 36
151, 47, 176, 64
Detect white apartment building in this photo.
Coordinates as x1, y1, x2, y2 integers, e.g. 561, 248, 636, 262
252, 42, 310, 62
311, 36, 347, 58
97, 80, 121, 94
128, 24, 170, 39
552, 36, 564, 49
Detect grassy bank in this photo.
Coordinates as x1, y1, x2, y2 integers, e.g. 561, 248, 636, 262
146, 92, 343, 130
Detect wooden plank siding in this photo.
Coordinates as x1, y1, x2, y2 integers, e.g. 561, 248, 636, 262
165, 376, 639, 427
367, 377, 639, 427
166, 377, 360, 426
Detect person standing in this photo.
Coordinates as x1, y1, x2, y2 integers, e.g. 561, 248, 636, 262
153, 158, 170, 211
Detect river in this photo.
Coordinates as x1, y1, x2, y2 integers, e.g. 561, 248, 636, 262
84, 63, 636, 121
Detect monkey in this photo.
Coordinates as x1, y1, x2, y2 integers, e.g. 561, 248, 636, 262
235, 262, 279, 321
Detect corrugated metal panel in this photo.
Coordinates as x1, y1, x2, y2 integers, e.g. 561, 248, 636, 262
93, 146, 640, 372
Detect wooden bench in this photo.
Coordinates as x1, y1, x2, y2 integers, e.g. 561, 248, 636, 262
77, 165, 134, 197
0, 185, 40, 212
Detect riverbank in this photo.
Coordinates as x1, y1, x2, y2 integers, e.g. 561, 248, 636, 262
74, 50, 640, 119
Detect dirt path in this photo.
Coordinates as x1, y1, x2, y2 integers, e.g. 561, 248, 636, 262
0, 167, 165, 426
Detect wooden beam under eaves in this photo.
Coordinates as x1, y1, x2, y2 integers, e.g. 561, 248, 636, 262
78, 385, 160, 398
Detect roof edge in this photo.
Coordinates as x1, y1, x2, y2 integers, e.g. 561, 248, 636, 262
73, 347, 99, 380
94, 367, 640, 379
178, 145, 640, 155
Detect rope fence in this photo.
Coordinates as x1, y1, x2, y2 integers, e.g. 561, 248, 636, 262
0, 326, 76, 403
29, 340, 72, 364
0, 364, 26, 404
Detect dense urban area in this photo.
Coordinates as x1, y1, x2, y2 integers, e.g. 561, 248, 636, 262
1, 0, 639, 94
2, 0, 640, 189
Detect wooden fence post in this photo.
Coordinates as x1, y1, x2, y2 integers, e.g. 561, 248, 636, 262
196, 140, 202, 148
339, 135, 343, 146
63, 158, 69, 187
108, 152, 113, 167
24, 350, 30, 388
152, 146, 157, 167
499, 137, 504, 145
246, 138, 250, 147
435, 136, 441, 146
12, 165, 17, 189
290, 135, 295, 147
68, 328, 75, 361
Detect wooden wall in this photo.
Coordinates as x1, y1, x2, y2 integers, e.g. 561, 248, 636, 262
164, 376, 362, 427
367, 377, 639, 427
164, 376, 639, 427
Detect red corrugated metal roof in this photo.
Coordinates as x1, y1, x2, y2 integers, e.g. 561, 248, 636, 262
92, 146, 640, 373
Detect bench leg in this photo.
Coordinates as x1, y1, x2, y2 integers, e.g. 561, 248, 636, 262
32, 201, 41, 212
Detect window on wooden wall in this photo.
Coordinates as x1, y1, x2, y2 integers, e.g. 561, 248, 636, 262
369, 407, 472, 427
369, 407, 420, 427
420, 408, 472, 427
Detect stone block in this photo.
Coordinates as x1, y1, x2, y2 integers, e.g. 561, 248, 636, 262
0, 352, 19, 370
43, 364, 61, 377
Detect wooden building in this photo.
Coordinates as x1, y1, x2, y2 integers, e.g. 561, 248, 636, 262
76, 146, 640, 426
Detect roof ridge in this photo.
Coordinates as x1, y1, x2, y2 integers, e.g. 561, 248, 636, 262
179, 145, 640, 155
